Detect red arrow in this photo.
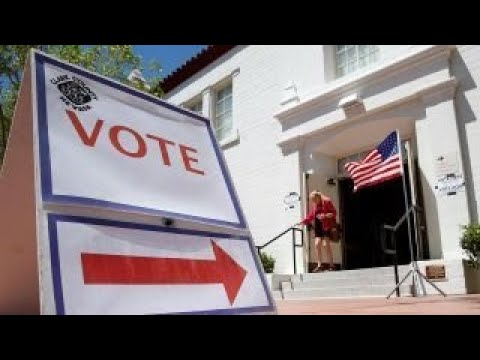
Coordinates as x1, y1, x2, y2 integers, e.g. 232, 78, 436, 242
81, 240, 247, 305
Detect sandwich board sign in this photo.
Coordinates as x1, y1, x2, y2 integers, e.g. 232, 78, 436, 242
0, 50, 276, 315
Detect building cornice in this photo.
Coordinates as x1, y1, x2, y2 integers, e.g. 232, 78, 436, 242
275, 45, 456, 123
277, 76, 458, 148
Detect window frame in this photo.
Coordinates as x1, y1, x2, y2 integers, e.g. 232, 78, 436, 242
212, 81, 234, 142
335, 45, 380, 79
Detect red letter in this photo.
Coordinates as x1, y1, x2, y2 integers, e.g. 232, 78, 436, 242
146, 134, 175, 166
179, 144, 205, 175
109, 125, 147, 158
66, 110, 104, 147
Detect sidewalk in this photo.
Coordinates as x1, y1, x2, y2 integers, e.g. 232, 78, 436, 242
275, 294, 480, 315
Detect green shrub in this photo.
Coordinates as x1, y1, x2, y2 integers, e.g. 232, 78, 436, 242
460, 223, 480, 269
259, 252, 275, 273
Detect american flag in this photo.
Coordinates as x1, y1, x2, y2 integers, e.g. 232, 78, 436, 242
345, 131, 403, 192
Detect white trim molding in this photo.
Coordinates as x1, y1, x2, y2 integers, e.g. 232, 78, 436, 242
275, 45, 456, 123
338, 93, 362, 109
274, 45, 457, 149
277, 77, 458, 148
219, 128, 240, 148
281, 81, 300, 106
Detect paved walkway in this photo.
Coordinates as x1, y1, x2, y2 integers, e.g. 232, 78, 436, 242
276, 294, 480, 314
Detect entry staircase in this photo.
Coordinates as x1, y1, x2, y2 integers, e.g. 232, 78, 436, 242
257, 205, 424, 300
271, 265, 414, 300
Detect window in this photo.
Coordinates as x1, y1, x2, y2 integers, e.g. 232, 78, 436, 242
335, 45, 379, 78
188, 99, 202, 114
213, 83, 233, 141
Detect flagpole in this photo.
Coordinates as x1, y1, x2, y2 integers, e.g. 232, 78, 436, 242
405, 140, 421, 260
386, 131, 446, 299
396, 129, 418, 295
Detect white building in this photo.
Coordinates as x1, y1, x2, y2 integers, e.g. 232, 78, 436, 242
162, 45, 480, 294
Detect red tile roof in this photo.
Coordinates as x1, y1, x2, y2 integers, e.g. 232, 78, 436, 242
160, 45, 237, 93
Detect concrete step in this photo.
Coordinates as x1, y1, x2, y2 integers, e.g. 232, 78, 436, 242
290, 275, 403, 289
297, 265, 412, 282
271, 290, 283, 300
282, 284, 413, 300
277, 265, 433, 300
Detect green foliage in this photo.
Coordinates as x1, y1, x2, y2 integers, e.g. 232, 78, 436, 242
259, 252, 275, 273
0, 45, 163, 164
460, 223, 480, 269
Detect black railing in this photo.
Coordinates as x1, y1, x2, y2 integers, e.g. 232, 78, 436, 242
381, 204, 423, 297
256, 226, 304, 274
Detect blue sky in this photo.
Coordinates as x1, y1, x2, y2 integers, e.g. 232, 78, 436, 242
134, 45, 207, 79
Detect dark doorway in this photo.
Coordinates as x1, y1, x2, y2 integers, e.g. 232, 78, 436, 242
339, 163, 416, 270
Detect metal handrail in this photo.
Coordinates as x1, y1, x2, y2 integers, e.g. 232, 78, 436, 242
389, 204, 423, 232
256, 226, 304, 274
381, 204, 423, 297
381, 204, 423, 256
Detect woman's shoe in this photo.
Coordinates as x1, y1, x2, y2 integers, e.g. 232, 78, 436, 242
312, 265, 323, 273
326, 264, 336, 271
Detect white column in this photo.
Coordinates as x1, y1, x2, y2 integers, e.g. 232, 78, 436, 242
416, 84, 470, 260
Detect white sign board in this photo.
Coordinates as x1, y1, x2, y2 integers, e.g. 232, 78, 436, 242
435, 174, 465, 196
434, 152, 459, 178
34, 53, 245, 229
27, 51, 275, 315
47, 214, 274, 315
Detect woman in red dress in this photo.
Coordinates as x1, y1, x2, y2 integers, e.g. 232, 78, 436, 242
297, 191, 337, 272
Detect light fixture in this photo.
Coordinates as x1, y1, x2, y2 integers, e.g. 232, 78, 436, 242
283, 192, 300, 209
327, 178, 336, 186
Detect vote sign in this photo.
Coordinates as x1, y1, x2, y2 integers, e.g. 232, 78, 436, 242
48, 215, 274, 315
35, 53, 245, 229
